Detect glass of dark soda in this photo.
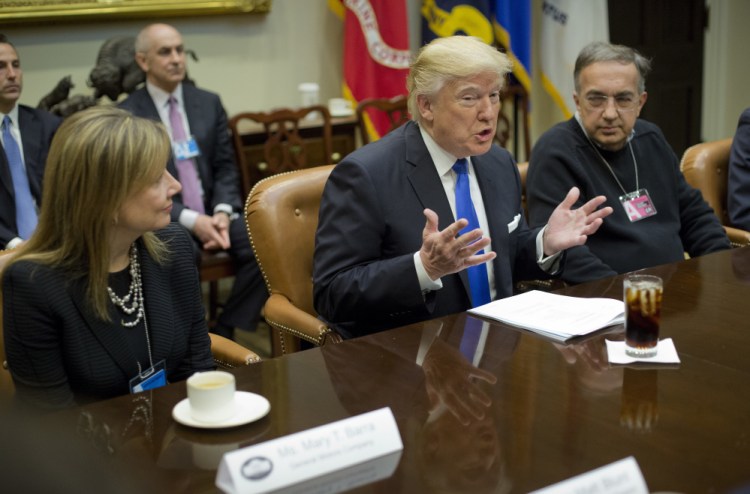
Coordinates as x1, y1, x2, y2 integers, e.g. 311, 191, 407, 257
623, 274, 662, 358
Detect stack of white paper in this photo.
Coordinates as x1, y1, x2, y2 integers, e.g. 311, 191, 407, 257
468, 290, 624, 342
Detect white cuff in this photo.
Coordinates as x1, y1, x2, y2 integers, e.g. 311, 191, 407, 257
179, 208, 200, 231
414, 251, 443, 295
536, 225, 562, 272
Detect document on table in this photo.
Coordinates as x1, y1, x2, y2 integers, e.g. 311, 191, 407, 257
468, 290, 624, 342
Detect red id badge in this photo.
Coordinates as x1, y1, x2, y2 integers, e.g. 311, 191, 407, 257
619, 189, 657, 222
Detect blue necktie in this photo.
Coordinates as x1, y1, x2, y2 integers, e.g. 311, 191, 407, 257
453, 158, 491, 307
2, 116, 37, 239
460, 318, 484, 364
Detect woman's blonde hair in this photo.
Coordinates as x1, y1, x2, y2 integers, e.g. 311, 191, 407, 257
3, 105, 172, 320
407, 35, 513, 124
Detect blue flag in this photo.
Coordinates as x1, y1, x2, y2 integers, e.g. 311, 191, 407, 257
421, 0, 494, 45
493, 0, 532, 94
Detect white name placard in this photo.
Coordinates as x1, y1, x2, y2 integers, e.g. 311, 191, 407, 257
530, 456, 649, 494
216, 407, 403, 494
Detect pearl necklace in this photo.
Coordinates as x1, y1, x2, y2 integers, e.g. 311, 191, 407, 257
107, 243, 145, 328
107, 243, 155, 376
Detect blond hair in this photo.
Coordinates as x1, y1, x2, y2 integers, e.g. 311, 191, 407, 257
4, 106, 172, 320
407, 36, 512, 124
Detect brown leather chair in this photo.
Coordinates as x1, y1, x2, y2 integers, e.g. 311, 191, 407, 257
245, 165, 342, 356
229, 106, 335, 197
0, 252, 13, 398
355, 95, 409, 145
0, 252, 259, 400
680, 138, 750, 247
208, 333, 261, 368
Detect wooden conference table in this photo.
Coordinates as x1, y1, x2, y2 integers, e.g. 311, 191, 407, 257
47, 247, 750, 493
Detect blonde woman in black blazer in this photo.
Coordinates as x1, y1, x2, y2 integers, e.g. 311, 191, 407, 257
1, 106, 214, 411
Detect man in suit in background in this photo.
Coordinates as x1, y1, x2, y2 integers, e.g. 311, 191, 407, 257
0, 34, 61, 249
119, 23, 266, 339
313, 35, 613, 339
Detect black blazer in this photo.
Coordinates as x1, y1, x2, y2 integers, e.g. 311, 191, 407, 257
118, 84, 243, 218
0, 105, 61, 248
313, 121, 547, 338
729, 107, 750, 230
2, 224, 214, 410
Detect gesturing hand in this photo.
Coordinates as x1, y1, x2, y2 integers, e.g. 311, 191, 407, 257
419, 208, 496, 281
422, 339, 497, 426
543, 187, 613, 256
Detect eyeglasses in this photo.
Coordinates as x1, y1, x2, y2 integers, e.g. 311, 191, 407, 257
582, 94, 640, 112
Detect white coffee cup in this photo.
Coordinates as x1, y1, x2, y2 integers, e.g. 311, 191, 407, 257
298, 82, 320, 107
187, 370, 237, 423
328, 97, 352, 116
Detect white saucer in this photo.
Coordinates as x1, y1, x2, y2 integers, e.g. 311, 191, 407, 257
330, 108, 355, 117
172, 391, 271, 429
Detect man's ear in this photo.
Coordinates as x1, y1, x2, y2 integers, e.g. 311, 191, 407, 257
636, 91, 648, 117
417, 94, 433, 122
134, 52, 149, 73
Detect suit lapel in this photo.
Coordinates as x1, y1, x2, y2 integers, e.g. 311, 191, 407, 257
134, 89, 161, 120
181, 85, 208, 182
0, 141, 11, 197
138, 245, 176, 365
18, 107, 44, 200
70, 244, 177, 379
133, 90, 179, 179
473, 152, 512, 296
404, 122, 471, 299
404, 123, 454, 230
70, 277, 141, 378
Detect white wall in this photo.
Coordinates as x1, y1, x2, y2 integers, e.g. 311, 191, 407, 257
2, 0, 344, 116
702, 0, 750, 140
3, 0, 747, 146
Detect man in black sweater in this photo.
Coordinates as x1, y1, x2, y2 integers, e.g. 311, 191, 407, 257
527, 41, 729, 284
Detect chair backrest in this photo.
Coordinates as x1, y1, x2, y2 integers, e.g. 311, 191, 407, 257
517, 161, 529, 219
245, 165, 335, 318
0, 252, 15, 398
228, 106, 334, 197
680, 138, 733, 225
355, 95, 410, 145
496, 85, 531, 161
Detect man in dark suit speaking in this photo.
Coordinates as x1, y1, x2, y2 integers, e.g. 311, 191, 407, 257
119, 24, 266, 339
0, 34, 61, 249
313, 36, 613, 339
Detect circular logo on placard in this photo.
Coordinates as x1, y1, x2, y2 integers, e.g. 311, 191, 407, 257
241, 456, 273, 481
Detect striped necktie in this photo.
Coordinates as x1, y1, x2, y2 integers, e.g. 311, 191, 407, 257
168, 96, 205, 214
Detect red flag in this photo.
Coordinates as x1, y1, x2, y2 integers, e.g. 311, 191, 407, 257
333, 0, 410, 142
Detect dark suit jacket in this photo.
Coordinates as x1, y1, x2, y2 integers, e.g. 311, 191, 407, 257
0, 105, 61, 248
118, 84, 243, 218
313, 121, 547, 338
2, 224, 214, 410
728, 107, 750, 230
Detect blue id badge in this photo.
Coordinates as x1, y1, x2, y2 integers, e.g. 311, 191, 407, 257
173, 137, 200, 160
130, 360, 167, 394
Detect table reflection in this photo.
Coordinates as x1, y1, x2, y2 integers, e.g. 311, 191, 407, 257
323, 315, 518, 493
620, 368, 659, 433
